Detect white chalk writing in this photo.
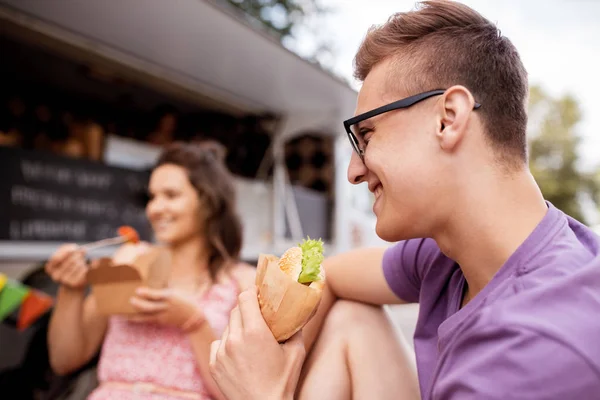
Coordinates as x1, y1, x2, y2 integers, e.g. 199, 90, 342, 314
20, 160, 113, 190
11, 185, 118, 217
11, 220, 87, 240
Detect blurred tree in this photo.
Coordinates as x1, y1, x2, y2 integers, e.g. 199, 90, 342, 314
221, 0, 337, 73
528, 85, 599, 224
223, 0, 325, 40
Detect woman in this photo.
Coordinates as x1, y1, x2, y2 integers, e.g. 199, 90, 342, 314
45, 141, 255, 400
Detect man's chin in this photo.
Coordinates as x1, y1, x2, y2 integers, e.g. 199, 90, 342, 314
375, 219, 414, 243
375, 222, 400, 242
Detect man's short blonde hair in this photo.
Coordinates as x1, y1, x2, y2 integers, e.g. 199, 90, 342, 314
354, 0, 529, 166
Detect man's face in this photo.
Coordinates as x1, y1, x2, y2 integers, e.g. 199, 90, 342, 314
347, 59, 449, 242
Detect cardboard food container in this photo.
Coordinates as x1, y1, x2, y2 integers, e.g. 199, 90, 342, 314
255, 253, 323, 342
86, 246, 171, 315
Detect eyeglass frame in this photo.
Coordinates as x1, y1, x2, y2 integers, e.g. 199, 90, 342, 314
343, 89, 482, 160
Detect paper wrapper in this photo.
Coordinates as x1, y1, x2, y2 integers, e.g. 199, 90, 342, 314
255, 253, 323, 342
86, 245, 171, 315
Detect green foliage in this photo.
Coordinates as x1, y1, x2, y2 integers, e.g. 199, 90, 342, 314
528, 85, 599, 224
221, 0, 339, 77
224, 0, 325, 40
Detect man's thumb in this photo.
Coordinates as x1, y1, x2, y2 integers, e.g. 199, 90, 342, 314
283, 330, 306, 357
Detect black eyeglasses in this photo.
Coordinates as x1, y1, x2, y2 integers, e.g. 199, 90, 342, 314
343, 89, 482, 160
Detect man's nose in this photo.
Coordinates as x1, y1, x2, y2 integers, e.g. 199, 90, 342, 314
347, 151, 367, 185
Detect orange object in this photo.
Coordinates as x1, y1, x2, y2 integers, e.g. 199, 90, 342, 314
82, 227, 140, 251
17, 290, 54, 331
118, 226, 140, 244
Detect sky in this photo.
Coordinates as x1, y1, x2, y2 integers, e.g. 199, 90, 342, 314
291, 0, 600, 172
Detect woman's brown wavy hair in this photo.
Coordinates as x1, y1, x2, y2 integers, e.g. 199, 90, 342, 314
154, 141, 242, 279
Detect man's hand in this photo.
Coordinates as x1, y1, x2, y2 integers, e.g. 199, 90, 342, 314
210, 286, 306, 400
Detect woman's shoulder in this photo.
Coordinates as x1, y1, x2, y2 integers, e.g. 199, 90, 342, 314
224, 261, 256, 291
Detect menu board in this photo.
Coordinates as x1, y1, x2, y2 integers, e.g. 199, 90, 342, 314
0, 147, 152, 245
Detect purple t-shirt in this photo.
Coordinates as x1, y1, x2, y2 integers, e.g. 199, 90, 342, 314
383, 203, 600, 399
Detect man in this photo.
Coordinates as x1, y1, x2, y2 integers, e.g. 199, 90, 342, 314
209, 1, 600, 399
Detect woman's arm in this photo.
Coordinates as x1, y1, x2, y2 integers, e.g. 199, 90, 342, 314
48, 288, 109, 375
191, 263, 256, 398
187, 322, 227, 400
187, 262, 256, 399
302, 247, 405, 352
45, 245, 109, 375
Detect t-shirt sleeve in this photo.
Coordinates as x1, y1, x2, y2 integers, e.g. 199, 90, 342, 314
382, 238, 441, 303
430, 322, 599, 400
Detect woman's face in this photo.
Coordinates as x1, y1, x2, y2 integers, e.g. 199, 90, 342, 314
146, 164, 204, 245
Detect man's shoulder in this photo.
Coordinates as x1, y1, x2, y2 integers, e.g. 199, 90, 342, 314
435, 306, 600, 398
382, 238, 457, 302
472, 263, 600, 369
491, 212, 600, 332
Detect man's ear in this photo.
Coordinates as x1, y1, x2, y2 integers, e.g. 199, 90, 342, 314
436, 85, 477, 152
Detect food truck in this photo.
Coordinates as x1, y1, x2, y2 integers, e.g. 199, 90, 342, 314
0, 3, 408, 395
0, 0, 387, 275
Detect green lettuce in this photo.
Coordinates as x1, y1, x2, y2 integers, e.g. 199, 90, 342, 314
298, 237, 324, 284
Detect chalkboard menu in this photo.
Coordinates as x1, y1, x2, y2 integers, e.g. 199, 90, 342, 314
0, 147, 152, 244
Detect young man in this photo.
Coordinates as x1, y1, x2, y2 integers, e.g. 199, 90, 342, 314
209, 1, 600, 399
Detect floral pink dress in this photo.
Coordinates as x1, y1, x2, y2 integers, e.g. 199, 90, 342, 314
88, 281, 239, 400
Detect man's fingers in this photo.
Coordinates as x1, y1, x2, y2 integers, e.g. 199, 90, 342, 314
221, 325, 229, 343
284, 330, 306, 351
229, 306, 243, 334
224, 307, 243, 356
216, 325, 230, 364
210, 340, 220, 366
283, 330, 307, 367
237, 286, 267, 334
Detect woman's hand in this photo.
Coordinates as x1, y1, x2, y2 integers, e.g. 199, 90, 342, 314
128, 287, 204, 331
45, 244, 88, 290
112, 242, 151, 265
